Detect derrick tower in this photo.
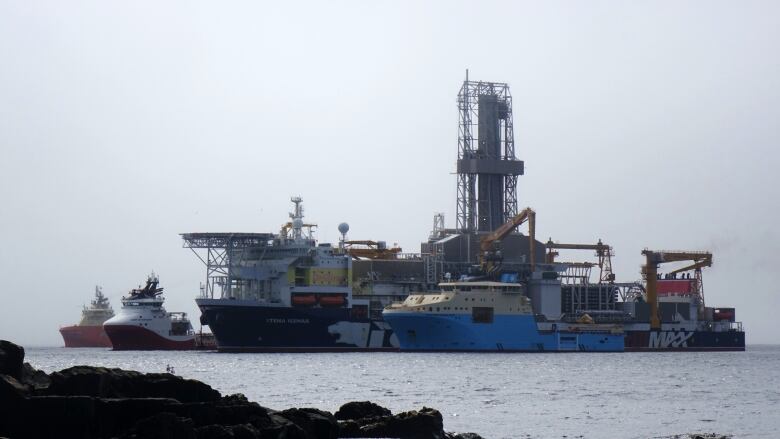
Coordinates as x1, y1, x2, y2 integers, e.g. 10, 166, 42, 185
455, 73, 524, 232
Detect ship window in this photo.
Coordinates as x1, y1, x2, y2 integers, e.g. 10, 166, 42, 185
472, 307, 494, 324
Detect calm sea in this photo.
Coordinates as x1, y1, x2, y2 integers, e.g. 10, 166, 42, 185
25, 346, 780, 439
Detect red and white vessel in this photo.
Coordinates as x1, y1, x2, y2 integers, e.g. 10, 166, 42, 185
60, 286, 114, 348
103, 273, 195, 350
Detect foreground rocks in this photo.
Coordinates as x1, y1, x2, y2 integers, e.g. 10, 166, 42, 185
0, 340, 482, 439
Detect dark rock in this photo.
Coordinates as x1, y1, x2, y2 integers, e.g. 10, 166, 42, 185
279, 408, 338, 439
2, 396, 182, 439
193, 424, 234, 439
228, 424, 262, 439
257, 412, 308, 439
338, 406, 445, 439
687, 435, 731, 439
220, 393, 249, 405
47, 366, 221, 402
334, 400, 392, 420
1, 341, 483, 439
15, 395, 98, 438
118, 412, 196, 439
193, 423, 264, 439
20, 362, 50, 390
335, 420, 362, 437
0, 374, 29, 401
446, 434, 485, 439
167, 400, 269, 427
0, 340, 24, 379
95, 397, 185, 436
0, 375, 29, 435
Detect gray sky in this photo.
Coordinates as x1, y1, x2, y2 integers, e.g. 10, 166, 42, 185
1, 1, 778, 346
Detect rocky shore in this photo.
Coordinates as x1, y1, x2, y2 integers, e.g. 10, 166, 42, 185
0, 340, 482, 439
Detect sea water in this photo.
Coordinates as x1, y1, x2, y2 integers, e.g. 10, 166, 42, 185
25, 346, 780, 438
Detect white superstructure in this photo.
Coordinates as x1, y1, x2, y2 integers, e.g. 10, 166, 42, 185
103, 273, 195, 350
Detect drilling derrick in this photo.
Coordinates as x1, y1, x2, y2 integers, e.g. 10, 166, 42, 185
456, 73, 525, 232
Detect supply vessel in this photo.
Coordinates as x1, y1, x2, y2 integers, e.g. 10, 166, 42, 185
383, 281, 623, 352
182, 74, 744, 352
103, 273, 196, 350
59, 286, 114, 348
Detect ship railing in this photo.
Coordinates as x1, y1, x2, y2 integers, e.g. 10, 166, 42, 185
707, 320, 743, 332
729, 321, 743, 332
168, 312, 189, 322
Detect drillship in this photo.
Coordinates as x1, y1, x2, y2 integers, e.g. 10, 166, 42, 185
103, 273, 196, 350
59, 286, 114, 348
182, 75, 744, 353
184, 198, 408, 352
383, 281, 623, 352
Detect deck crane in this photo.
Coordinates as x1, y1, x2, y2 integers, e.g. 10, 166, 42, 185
545, 239, 615, 283
479, 207, 536, 274
344, 240, 402, 260
642, 250, 713, 330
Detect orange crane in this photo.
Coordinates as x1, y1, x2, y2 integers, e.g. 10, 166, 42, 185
642, 250, 713, 330
344, 240, 402, 260
545, 239, 615, 283
479, 207, 536, 273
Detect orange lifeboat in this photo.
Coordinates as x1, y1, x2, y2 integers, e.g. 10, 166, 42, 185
291, 294, 317, 306
318, 295, 346, 307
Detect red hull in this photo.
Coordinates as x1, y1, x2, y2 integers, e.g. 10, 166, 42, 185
60, 325, 113, 348
103, 324, 196, 350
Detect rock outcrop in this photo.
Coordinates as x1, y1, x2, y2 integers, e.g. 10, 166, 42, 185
0, 340, 483, 439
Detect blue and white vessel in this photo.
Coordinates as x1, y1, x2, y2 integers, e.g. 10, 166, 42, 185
383, 281, 624, 352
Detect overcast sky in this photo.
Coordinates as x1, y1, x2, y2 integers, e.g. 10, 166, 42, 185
1, 1, 778, 346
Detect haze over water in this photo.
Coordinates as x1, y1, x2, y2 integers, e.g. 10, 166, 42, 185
27, 346, 780, 438
1, 1, 779, 347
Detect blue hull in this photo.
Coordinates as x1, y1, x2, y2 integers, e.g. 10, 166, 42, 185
384, 312, 624, 352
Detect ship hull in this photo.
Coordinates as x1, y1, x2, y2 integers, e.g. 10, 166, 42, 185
103, 325, 196, 350
197, 299, 398, 352
59, 325, 112, 348
624, 329, 745, 351
383, 312, 624, 352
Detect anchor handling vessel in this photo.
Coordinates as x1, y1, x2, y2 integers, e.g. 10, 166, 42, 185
59, 286, 114, 348
103, 273, 196, 350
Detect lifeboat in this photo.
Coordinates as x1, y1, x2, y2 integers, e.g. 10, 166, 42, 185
291, 294, 317, 306
318, 295, 346, 307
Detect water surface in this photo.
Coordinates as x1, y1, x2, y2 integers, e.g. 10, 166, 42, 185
26, 346, 780, 438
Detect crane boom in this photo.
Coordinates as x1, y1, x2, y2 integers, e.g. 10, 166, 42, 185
344, 240, 402, 260
642, 249, 713, 329
545, 238, 615, 283
479, 207, 536, 272
545, 241, 610, 251
668, 259, 712, 275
